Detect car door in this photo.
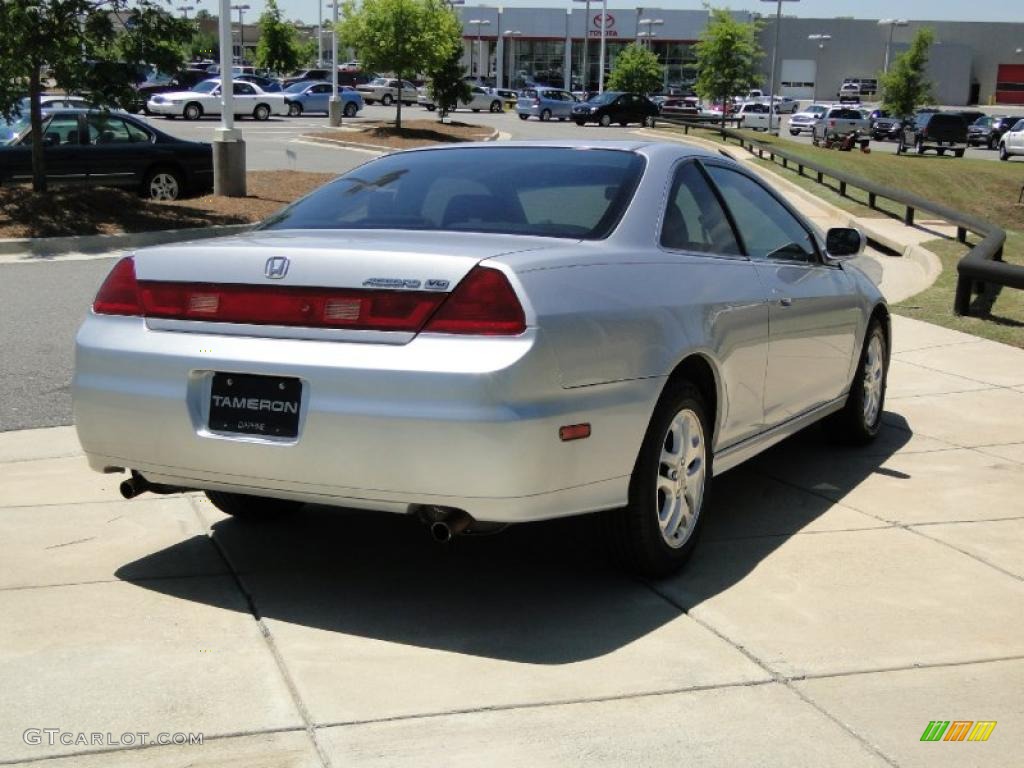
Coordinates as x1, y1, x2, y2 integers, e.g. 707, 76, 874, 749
703, 162, 860, 424
9, 113, 90, 186
232, 82, 257, 114
1010, 120, 1024, 152
660, 160, 769, 448
556, 91, 575, 118
85, 114, 153, 189
307, 84, 331, 113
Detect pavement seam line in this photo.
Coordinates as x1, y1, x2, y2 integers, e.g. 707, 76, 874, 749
889, 356, 1024, 391
904, 525, 1023, 582
0, 725, 309, 766
641, 580, 901, 767
188, 497, 333, 768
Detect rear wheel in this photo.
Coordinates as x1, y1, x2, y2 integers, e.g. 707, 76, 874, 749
575, 120, 586, 127
999, 143, 1009, 161
604, 382, 711, 578
828, 320, 888, 444
789, 129, 799, 136
343, 101, 358, 118
937, 148, 946, 156
253, 103, 271, 121
540, 108, 552, 121
519, 113, 529, 121
643, 115, 656, 128
381, 93, 393, 106
599, 114, 611, 127
287, 101, 302, 117
915, 138, 925, 155
143, 166, 183, 201
183, 102, 202, 121
954, 149, 965, 158
205, 491, 305, 522
489, 100, 502, 113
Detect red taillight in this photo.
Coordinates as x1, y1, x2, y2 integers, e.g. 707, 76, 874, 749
137, 282, 446, 332
93, 257, 142, 316
424, 266, 525, 336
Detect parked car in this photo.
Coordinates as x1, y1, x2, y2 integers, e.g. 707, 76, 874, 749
72, 141, 889, 577
968, 115, 1016, 149
788, 104, 828, 136
837, 83, 862, 103
283, 81, 363, 117
131, 69, 210, 114
357, 78, 417, 106
236, 74, 284, 93
419, 85, 504, 113
147, 79, 288, 121
516, 87, 576, 121
736, 101, 780, 131
897, 112, 968, 156
571, 92, 659, 127
952, 110, 986, 127
281, 69, 332, 88
772, 96, 800, 114
0, 109, 212, 200
998, 119, 1024, 161
871, 113, 907, 142
842, 77, 878, 96
812, 106, 869, 143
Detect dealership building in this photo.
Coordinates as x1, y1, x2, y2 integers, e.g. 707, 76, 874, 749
454, 6, 1024, 106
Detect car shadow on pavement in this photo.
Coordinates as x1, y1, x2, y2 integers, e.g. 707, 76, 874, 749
115, 415, 912, 664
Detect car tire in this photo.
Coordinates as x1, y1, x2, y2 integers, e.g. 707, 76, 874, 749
404, 101, 413, 107
253, 104, 271, 121
644, 115, 656, 128
519, 113, 529, 121
489, 100, 502, 113
575, 120, 586, 127
205, 490, 305, 522
183, 102, 202, 121
827, 319, 888, 445
599, 114, 611, 127
471, 108, 480, 112
381, 94, 393, 106
604, 382, 712, 578
343, 101, 358, 118
915, 138, 925, 155
425, 104, 436, 111
540, 108, 552, 121
896, 140, 904, 154
999, 143, 1009, 161
988, 136, 997, 150
143, 166, 183, 202
287, 101, 302, 117
937, 148, 946, 156
789, 129, 799, 136
954, 149, 965, 158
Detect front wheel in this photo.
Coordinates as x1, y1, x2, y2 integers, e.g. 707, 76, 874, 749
381, 93, 393, 106
489, 100, 502, 113
827, 320, 888, 444
183, 102, 202, 121
643, 115, 656, 128
599, 114, 611, 127
916, 138, 925, 155
575, 120, 586, 127
999, 143, 1009, 161
789, 129, 799, 136
540, 108, 552, 121
604, 382, 711, 578
954, 149, 965, 158
519, 113, 529, 121
205, 491, 305, 522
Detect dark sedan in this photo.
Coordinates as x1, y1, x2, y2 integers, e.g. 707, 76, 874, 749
0, 110, 212, 200
968, 116, 1016, 149
871, 114, 906, 142
572, 92, 659, 127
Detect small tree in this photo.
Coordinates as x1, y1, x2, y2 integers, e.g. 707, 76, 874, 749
880, 28, 935, 117
339, 0, 461, 128
188, 29, 219, 62
607, 44, 663, 95
694, 9, 761, 128
426, 35, 471, 121
255, 0, 301, 75
0, 1, 190, 193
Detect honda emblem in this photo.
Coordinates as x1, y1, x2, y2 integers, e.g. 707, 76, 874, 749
265, 256, 290, 279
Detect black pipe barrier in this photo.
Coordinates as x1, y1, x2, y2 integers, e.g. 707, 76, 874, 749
655, 118, 1017, 317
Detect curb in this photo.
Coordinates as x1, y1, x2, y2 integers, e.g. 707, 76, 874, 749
300, 127, 500, 153
638, 127, 943, 294
0, 223, 255, 261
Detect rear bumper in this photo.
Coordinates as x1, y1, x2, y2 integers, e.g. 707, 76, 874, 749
73, 315, 660, 522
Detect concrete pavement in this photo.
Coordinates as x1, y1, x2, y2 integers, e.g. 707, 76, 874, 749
1, 315, 1023, 767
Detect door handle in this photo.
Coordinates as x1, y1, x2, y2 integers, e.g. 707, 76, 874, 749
779, 297, 793, 307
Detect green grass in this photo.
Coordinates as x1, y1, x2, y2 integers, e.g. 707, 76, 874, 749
665, 126, 1024, 348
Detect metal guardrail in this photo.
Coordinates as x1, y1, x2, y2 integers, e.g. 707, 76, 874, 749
656, 118, 1018, 317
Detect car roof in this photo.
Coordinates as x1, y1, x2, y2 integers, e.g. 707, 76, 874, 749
397, 140, 722, 164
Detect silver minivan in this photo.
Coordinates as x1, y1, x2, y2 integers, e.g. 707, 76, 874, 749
516, 87, 576, 121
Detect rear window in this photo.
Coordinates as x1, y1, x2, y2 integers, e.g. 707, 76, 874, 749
829, 109, 863, 119
928, 114, 966, 129
261, 147, 646, 240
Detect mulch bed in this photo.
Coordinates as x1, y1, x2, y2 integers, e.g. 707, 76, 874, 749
306, 119, 494, 150
0, 171, 335, 239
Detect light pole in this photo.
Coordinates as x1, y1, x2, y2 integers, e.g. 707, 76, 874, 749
230, 4, 249, 65
637, 18, 663, 49
327, 1, 342, 125
878, 19, 908, 73
215, 0, 245, 196
808, 34, 831, 101
597, 0, 607, 92
761, 0, 799, 135
571, 0, 591, 91
317, 0, 323, 66
503, 30, 521, 90
178, 5, 194, 18
468, 19, 490, 80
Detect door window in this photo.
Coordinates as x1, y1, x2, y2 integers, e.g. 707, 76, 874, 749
87, 115, 143, 144
705, 166, 817, 262
233, 83, 256, 95
660, 163, 742, 255
311, 84, 332, 94
36, 116, 82, 146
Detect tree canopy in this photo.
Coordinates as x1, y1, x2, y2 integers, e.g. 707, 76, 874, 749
255, 0, 302, 75
338, 0, 462, 128
880, 28, 935, 117
694, 9, 761, 125
0, 0, 190, 192
607, 44, 663, 95
427, 46, 472, 121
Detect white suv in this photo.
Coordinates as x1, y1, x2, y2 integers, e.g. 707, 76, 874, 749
999, 119, 1024, 161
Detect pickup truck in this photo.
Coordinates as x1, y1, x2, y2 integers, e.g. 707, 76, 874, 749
736, 102, 780, 131
356, 77, 418, 106
812, 106, 869, 143
897, 112, 968, 157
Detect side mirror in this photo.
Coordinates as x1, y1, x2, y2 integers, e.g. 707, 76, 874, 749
825, 227, 865, 259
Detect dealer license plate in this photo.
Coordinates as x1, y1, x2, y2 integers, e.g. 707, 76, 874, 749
209, 373, 301, 438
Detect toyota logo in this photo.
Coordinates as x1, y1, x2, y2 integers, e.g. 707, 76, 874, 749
593, 13, 615, 29
265, 256, 290, 279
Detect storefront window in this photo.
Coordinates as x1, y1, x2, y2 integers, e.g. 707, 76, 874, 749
508, 40, 566, 89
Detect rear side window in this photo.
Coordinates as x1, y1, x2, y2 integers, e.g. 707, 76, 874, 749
661, 163, 741, 255
705, 166, 817, 262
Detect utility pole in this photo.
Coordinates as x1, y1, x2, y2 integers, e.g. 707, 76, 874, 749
230, 4, 249, 64
214, 0, 245, 196
761, 0, 799, 135
328, 1, 342, 125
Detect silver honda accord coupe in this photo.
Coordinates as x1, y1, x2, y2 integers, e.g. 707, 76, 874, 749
73, 141, 890, 576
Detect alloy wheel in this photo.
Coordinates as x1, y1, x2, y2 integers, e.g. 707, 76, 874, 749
148, 172, 180, 201
862, 334, 885, 427
654, 408, 706, 549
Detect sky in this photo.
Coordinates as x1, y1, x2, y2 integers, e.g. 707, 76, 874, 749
234, 0, 1021, 25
